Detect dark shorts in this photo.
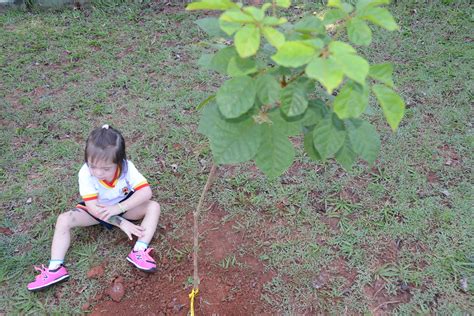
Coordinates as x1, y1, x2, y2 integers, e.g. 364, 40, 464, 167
75, 191, 134, 230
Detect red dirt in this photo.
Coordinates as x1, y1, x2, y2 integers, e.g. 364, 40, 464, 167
90, 205, 276, 315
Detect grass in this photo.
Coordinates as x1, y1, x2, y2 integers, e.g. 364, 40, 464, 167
1, 1, 473, 314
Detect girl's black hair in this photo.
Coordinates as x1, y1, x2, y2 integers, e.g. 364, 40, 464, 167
84, 125, 126, 174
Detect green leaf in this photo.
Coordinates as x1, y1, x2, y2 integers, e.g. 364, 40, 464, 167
341, 3, 354, 13
256, 74, 281, 104
275, 0, 290, 8
324, 8, 347, 25
369, 63, 394, 87
313, 113, 346, 159
294, 16, 325, 34
216, 76, 256, 118
327, 0, 342, 8
372, 84, 405, 131
197, 53, 213, 69
262, 27, 286, 48
243, 6, 264, 21
305, 57, 344, 94
347, 18, 372, 46
304, 131, 322, 161
280, 79, 310, 117
335, 138, 357, 170
219, 9, 252, 35
219, 20, 242, 36
235, 24, 261, 58
255, 123, 295, 178
195, 17, 227, 37
263, 16, 288, 26
333, 81, 369, 119
356, 0, 390, 11
186, 0, 238, 10
328, 41, 356, 55
227, 56, 258, 77
268, 110, 301, 136
301, 99, 328, 127
359, 7, 398, 31
198, 103, 263, 164
346, 119, 380, 164
209, 47, 237, 73
332, 51, 369, 85
302, 38, 325, 50
271, 41, 315, 68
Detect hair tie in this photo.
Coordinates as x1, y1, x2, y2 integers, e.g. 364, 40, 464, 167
102, 124, 110, 129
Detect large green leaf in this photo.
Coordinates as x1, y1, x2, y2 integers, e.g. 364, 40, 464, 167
275, 0, 290, 8
333, 81, 369, 119
335, 137, 357, 170
195, 17, 227, 37
294, 16, 325, 34
305, 57, 344, 94
216, 76, 256, 118
359, 7, 398, 31
369, 63, 394, 87
271, 41, 315, 68
356, 0, 390, 11
255, 123, 295, 178
300, 99, 328, 127
372, 84, 405, 131
235, 24, 261, 58
243, 6, 265, 21
303, 131, 322, 161
209, 47, 237, 73
268, 110, 301, 136
324, 8, 347, 25
198, 103, 263, 164
328, 41, 356, 55
312, 113, 346, 159
347, 18, 372, 46
346, 119, 380, 164
262, 27, 286, 48
256, 74, 281, 104
219, 9, 252, 35
280, 79, 310, 117
186, 0, 238, 10
332, 52, 369, 85
227, 56, 258, 77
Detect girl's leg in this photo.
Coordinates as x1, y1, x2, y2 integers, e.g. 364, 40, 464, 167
50, 209, 99, 264
122, 200, 160, 245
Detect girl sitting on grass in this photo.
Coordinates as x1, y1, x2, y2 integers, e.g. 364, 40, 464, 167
27, 124, 161, 291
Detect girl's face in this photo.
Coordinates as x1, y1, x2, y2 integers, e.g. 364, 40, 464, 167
88, 160, 117, 182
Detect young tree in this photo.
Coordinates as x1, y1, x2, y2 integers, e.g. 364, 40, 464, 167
188, 0, 405, 178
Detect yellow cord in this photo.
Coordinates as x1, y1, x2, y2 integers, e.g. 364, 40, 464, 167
189, 288, 199, 316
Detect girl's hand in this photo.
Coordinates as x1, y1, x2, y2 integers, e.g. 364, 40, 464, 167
118, 219, 145, 240
97, 204, 123, 221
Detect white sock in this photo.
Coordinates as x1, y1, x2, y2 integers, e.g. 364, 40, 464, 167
133, 241, 148, 251
48, 260, 64, 270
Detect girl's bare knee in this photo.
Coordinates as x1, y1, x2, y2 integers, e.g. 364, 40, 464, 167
149, 201, 161, 217
56, 212, 73, 230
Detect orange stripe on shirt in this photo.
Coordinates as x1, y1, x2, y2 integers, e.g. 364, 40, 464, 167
83, 194, 98, 201
134, 182, 149, 191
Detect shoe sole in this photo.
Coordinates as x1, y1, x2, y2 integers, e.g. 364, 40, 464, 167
126, 257, 156, 273
27, 275, 70, 292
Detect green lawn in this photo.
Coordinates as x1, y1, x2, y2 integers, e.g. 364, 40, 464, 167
1, 1, 473, 314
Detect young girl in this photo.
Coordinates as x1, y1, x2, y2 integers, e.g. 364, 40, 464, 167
27, 125, 161, 291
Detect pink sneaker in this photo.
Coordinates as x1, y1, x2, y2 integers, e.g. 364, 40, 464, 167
127, 248, 157, 272
27, 265, 69, 291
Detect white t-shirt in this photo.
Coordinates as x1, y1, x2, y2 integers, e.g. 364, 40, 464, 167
78, 160, 149, 206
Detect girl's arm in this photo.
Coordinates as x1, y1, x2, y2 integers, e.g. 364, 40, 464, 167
84, 200, 145, 239
98, 186, 153, 221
